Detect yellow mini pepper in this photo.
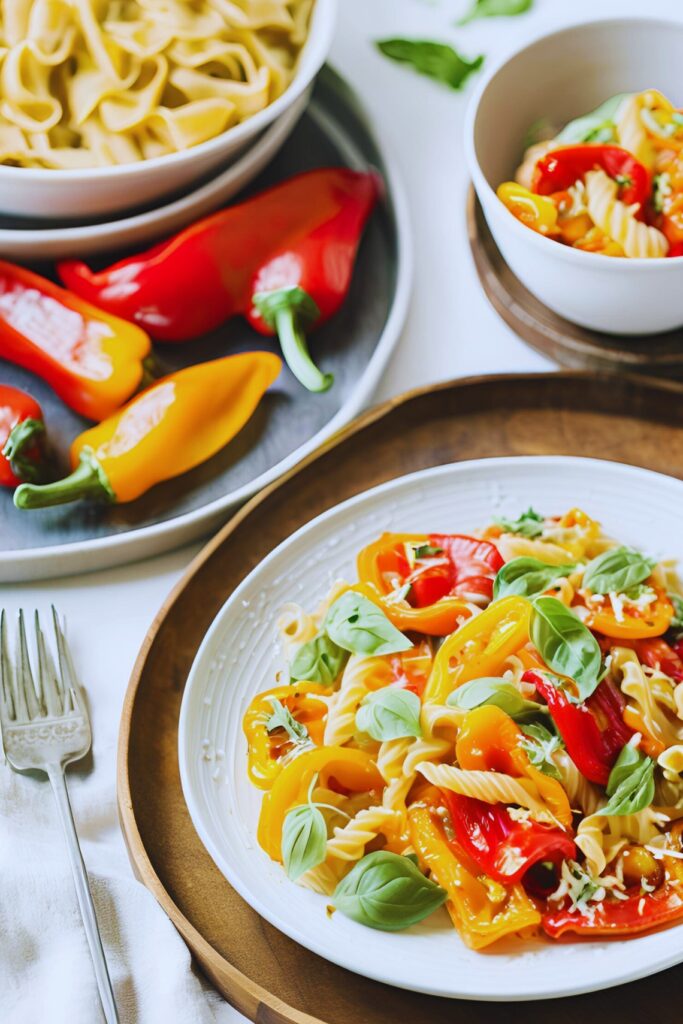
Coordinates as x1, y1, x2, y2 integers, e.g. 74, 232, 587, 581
14, 352, 282, 508
243, 683, 329, 790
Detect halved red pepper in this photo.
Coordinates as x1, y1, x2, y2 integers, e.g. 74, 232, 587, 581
532, 145, 650, 209
442, 791, 576, 888
525, 670, 634, 786
0, 385, 47, 486
429, 534, 504, 601
58, 168, 380, 394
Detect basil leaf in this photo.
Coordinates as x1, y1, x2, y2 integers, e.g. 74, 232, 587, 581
325, 592, 412, 657
290, 632, 347, 686
376, 39, 484, 91
282, 803, 327, 880
493, 507, 544, 539
458, 0, 532, 25
356, 688, 422, 741
530, 597, 602, 701
413, 543, 444, 558
582, 546, 655, 595
555, 93, 630, 144
266, 698, 311, 747
494, 557, 575, 600
520, 722, 563, 780
333, 851, 447, 931
446, 677, 548, 722
602, 746, 655, 816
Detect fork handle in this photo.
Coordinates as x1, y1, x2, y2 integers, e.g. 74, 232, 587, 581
47, 764, 120, 1024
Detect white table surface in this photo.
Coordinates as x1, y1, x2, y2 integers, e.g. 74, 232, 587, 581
2, 0, 680, 1020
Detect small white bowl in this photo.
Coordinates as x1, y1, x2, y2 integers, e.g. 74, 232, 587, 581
0, 90, 309, 260
0, 0, 336, 220
466, 17, 683, 336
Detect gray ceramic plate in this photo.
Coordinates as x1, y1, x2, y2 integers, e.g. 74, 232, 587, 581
0, 67, 411, 582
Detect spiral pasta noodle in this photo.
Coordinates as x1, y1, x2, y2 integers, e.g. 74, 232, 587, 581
585, 170, 668, 258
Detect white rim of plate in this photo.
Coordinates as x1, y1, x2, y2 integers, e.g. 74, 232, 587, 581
0, 85, 413, 582
178, 455, 683, 1002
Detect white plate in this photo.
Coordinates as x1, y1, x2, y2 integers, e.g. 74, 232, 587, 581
179, 456, 683, 1002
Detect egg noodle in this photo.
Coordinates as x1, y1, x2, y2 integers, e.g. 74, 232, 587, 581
243, 510, 683, 947
0, 0, 313, 167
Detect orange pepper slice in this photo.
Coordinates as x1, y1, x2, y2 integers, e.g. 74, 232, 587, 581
583, 585, 673, 640
257, 746, 383, 860
242, 683, 329, 790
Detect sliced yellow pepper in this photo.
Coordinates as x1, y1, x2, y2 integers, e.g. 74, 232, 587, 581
497, 182, 559, 236
257, 746, 383, 861
242, 683, 329, 790
408, 798, 540, 949
424, 596, 531, 703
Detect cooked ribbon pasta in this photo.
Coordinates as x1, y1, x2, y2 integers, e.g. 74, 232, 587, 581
242, 508, 683, 948
0, 0, 313, 167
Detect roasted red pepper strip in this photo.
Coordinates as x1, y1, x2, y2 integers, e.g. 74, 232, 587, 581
532, 145, 650, 209
441, 791, 576, 887
58, 168, 380, 394
429, 534, 504, 601
0, 262, 151, 421
544, 887, 683, 937
635, 638, 683, 681
525, 670, 633, 786
0, 385, 46, 486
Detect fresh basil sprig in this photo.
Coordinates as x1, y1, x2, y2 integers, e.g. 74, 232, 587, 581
333, 851, 447, 931
356, 688, 422, 741
376, 39, 484, 91
282, 802, 327, 880
266, 698, 312, 748
582, 546, 655, 595
290, 632, 348, 686
520, 722, 563, 780
458, 0, 532, 25
446, 677, 548, 722
530, 597, 602, 701
325, 592, 412, 657
601, 744, 655, 816
493, 557, 575, 600
555, 93, 630, 145
493, 507, 544, 539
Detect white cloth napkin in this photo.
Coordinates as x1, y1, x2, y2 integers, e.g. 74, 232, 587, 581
0, 577, 242, 1024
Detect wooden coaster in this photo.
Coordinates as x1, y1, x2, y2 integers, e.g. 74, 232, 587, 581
119, 372, 683, 1024
467, 187, 683, 378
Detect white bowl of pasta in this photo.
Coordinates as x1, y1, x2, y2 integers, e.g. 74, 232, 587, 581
466, 17, 683, 336
179, 455, 683, 1000
0, 0, 336, 220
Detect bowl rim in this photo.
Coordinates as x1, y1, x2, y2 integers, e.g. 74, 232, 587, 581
464, 14, 683, 268
0, 0, 336, 183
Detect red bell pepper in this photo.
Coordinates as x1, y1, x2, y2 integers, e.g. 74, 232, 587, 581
635, 637, 683, 681
544, 887, 683, 937
0, 385, 47, 486
424, 534, 504, 602
58, 168, 380, 394
532, 145, 650, 209
442, 791, 576, 888
525, 670, 634, 786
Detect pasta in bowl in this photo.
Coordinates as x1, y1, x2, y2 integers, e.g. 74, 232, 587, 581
244, 511, 683, 947
466, 17, 683, 335
0, 0, 335, 217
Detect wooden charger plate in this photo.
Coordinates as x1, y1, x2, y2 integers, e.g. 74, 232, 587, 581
119, 371, 683, 1024
467, 189, 683, 379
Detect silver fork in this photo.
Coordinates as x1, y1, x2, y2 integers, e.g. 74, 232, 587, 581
0, 608, 120, 1024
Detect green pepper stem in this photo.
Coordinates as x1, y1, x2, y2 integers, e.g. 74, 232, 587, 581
13, 447, 115, 509
2, 418, 45, 482
252, 285, 333, 393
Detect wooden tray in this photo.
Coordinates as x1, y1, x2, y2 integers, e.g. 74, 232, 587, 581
467, 188, 683, 379
119, 372, 683, 1024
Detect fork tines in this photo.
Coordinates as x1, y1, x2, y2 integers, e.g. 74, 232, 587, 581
0, 608, 81, 725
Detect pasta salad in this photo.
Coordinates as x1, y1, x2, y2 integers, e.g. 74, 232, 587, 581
497, 90, 683, 258
243, 510, 683, 948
